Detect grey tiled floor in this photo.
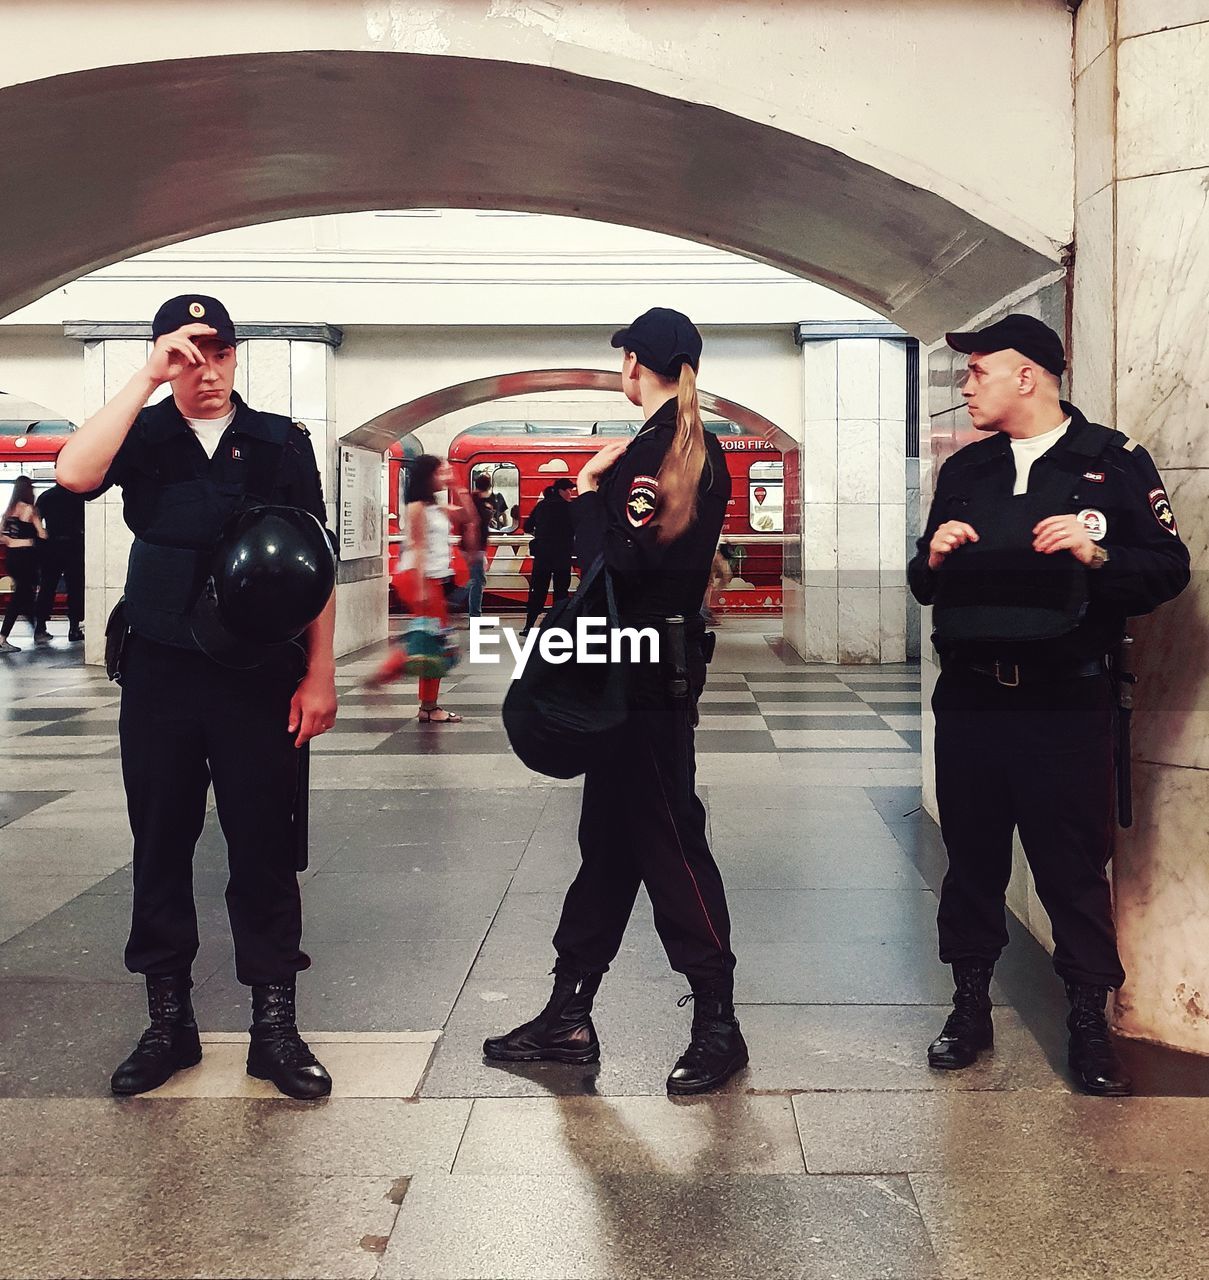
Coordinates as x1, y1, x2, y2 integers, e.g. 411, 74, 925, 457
0, 618, 1206, 1279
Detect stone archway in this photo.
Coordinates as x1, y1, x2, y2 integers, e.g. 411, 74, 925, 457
0, 46, 1065, 340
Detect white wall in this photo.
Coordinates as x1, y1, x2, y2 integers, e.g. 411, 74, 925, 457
333, 324, 804, 454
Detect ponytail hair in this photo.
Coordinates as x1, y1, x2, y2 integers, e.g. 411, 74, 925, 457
654, 361, 707, 543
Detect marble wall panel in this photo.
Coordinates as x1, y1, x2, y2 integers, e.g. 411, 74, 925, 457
879, 504, 906, 574
802, 340, 839, 422
879, 586, 907, 663
878, 339, 907, 422
81, 342, 105, 416
1075, 46, 1115, 201
836, 419, 880, 504
102, 341, 149, 398
837, 587, 880, 664
1113, 759, 1209, 1054
803, 417, 838, 505
803, 503, 837, 574
879, 419, 906, 507
83, 586, 105, 666
1127, 467, 1209, 771
837, 504, 879, 575
1119, 0, 1209, 37
245, 341, 292, 415
782, 576, 806, 660
837, 340, 880, 419
1076, 0, 1114, 75
1115, 168, 1209, 465
232, 350, 250, 403
802, 585, 839, 664
290, 341, 328, 423
333, 577, 388, 658
1117, 22, 1209, 180
1071, 184, 1116, 421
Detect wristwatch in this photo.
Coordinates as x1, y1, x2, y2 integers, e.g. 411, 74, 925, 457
1088, 545, 1110, 569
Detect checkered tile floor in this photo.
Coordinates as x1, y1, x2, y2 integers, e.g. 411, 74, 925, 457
0, 658, 920, 758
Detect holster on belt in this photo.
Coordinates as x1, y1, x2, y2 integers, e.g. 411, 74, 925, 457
104, 598, 131, 685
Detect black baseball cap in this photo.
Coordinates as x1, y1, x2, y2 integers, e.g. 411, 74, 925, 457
945, 313, 1065, 378
611, 307, 702, 378
152, 294, 238, 348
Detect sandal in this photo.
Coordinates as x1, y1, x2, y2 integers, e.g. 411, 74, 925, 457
418, 707, 463, 724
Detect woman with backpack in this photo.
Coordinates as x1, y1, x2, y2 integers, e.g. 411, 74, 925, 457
484, 308, 746, 1094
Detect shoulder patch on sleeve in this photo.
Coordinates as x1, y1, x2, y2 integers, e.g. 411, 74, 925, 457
1148, 487, 1179, 536
625, 474, 659, 528
292, 421, 311, 437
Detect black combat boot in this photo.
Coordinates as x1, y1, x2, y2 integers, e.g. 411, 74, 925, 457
928, 962, 995, 1070
246, 982, 332, 1100
482, 970, 602, 1064
666, 983, 749, 1096
1066, 982, 1133, 1097
110, 973, 203, 1095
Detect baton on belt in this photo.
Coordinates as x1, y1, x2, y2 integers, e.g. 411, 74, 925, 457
295, 742, 311, 871
665, 614, 690, 699
1113, 636, 1136, 829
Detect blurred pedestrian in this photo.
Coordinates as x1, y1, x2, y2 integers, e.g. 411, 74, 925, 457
1, 476, 48, 652
367, 455, 463, 722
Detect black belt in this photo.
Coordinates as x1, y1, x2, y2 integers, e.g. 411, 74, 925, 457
947, 656, 1106, 687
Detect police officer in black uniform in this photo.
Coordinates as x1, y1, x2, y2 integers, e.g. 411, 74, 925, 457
484, 308, 747, 1094
57, 296, 338, 1100
909, 315, 1189, 1096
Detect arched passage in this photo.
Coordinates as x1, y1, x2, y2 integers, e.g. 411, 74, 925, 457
0, 50, 1060, 339
345, 368, 794, 453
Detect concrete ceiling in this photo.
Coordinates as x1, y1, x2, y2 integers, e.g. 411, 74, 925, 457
0, 51, 1060, 340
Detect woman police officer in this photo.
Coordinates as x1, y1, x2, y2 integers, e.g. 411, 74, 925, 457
484, 308, 747, 1095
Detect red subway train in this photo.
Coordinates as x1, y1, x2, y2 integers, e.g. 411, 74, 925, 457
388, 420, 785, 614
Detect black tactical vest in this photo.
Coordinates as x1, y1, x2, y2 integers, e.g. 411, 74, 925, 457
122, 403, 294, 648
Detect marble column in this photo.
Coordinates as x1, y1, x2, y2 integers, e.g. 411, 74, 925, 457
65, 323, 346, 664
789, 322, 911, 665
1073, 0, 1209, 1054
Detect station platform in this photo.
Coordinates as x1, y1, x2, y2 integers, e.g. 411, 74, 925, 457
1, 619, 1207, 1280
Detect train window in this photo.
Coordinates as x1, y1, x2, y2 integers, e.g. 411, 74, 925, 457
470, 462, 520, 533
748, 460, 784, 533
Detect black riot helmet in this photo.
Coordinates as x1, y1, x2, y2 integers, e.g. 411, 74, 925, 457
191, 505, 336, 667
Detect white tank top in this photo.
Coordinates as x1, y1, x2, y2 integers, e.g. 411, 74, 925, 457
401, 503, 452, 578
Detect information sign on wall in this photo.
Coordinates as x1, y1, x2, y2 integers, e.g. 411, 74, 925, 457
338, 445, 383, 561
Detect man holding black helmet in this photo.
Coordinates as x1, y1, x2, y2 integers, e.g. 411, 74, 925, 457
57, 295, 338, 1100
909, 314, 1189, 1097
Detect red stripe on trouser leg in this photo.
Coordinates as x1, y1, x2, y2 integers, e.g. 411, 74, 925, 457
648, 743, 726, 956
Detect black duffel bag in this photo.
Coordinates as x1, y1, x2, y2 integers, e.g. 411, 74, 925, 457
502, 554, 629, 779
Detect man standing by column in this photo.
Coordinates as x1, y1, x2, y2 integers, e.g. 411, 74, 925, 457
909, 315, 1189, 1096
57, 295, 338, 1100
521, 477, 576, 637
33, 483, 85, 643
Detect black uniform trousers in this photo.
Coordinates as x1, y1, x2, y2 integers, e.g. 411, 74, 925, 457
524, 554, 572, 629
553, 684, 737, 988
119, 635, 309, 986
933, 667, 1125, 988
35, 539, 83, 628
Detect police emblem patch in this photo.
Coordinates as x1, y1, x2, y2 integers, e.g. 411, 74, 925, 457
1149, 487, 1178, 536
1077, 508, 1107, 542
626, 475, 659, 528
188, 301, 206, 318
